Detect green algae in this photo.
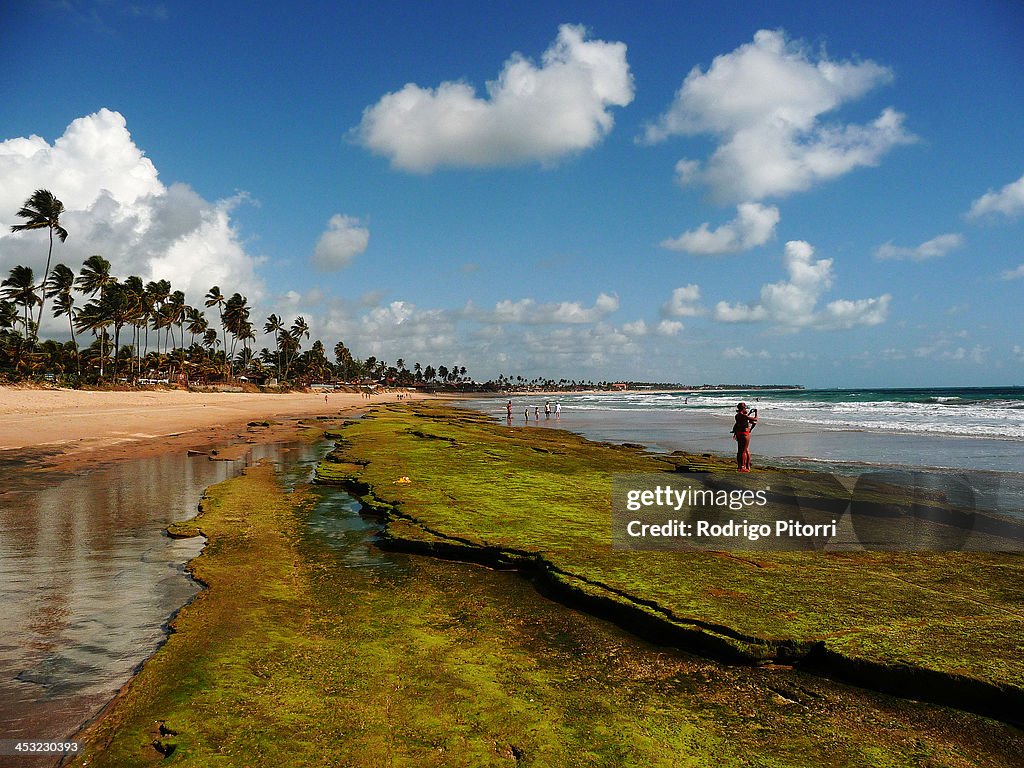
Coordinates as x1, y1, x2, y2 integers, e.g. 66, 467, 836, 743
67, 459, 1024, 766
318, 404, 1024, 704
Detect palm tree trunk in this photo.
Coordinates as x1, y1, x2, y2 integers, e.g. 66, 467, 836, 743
32, 227, 54, 346
113, 325, 121, 380
69, 311, 80, 378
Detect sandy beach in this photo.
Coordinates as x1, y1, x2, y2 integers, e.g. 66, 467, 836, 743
0, 386, 428, 469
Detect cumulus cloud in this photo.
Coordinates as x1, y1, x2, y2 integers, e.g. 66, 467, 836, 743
967, 172, 1024, 219
661, 284, 703, 317
644, 29, 914, 201
662, 202, 779, 254
723, 346, 771, 360
622, 319, 648, 336
518, 322, 642, 370
873, 233, 964, 262
311, 214, 369, 271
480, 292, 619, 324
1001, 264, 1024, 281
310, 298, 461, 362
655, 319, 684, 336
0, 109, 264, 329
713, 240, 891, 330
354, 24, 634, 172
999, 264, 1024, 280
914, 333, 989, 365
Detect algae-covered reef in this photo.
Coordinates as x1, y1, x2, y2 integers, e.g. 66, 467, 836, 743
68, 438, 1024, 767
318, 403, 1024, 724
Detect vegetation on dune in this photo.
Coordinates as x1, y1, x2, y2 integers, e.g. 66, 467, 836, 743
70, 450, 1024, 767
317, 404, 1024, 707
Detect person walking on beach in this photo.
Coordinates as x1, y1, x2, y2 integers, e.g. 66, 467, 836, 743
545, 401, 551, 419
555, 402, 561, 419
731, 402, 758, 472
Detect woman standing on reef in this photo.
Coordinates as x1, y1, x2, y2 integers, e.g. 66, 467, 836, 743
731, 402, 758, 472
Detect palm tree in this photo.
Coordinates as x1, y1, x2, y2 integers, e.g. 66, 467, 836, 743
10, 189, 68, 343
1, 265, 41, 339
44, 264, 80, 377
185, 306, 207, 348
0, 301, 17, 331
122, 276, 145, 379
264, 313, 284, 377
222, 293, 250, 376
164, 290, 186, 378
204, 286, 227, 380
76, 255, 115, 378
104, 283, 135, 379
143, 280, 168, 359
239, 320, 256, 374
282, 316, 309, 380
334, 341, 355, 381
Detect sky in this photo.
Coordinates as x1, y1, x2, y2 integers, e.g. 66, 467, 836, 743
1, 0, 1022, 387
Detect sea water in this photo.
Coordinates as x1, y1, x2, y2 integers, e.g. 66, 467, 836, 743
467, 387, 1024, 517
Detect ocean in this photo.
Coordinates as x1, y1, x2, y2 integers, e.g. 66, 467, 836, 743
464, 387, 1024, 518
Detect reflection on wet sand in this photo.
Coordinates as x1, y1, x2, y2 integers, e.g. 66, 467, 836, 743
0, 444, 316, 767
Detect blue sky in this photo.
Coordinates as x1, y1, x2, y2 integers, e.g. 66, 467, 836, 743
1, 0, 1022, 386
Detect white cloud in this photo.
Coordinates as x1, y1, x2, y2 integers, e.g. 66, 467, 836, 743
967, 172, 1024, 219
312, 298, 460, 362
655, 319, 684, 336
644, 29, 914, 201
0, 109, 265, 328
722, 346, 772, 360
723, 345, 752, 359
917, 342, 990, 365
1001, 264, 1024, 281
620, 318, 683, 337
817, 296, 891, 329
481, 292, 619, 324
517, 322, 642, 370
622, 319, 647, 336
874, 233, 963, 261
713, 240, 891, 330
661, 284, 703, 317
312, 214, 369, 271
354, 24, 634, 172
662, 202, 779, 254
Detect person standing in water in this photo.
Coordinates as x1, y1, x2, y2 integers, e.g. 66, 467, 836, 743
731, 402, 758, 472
506, 400, 513, 421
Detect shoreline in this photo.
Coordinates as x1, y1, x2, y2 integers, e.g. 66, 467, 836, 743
0, 386, 435, 474
458, 395, 1024, 520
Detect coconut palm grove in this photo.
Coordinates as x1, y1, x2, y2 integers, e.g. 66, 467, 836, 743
1, 188, 478, 389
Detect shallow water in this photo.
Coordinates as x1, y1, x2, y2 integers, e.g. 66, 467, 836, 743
0, 442, 322, 764
465, 398, 1024, 518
